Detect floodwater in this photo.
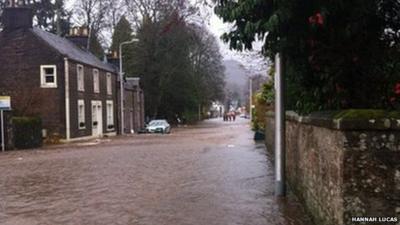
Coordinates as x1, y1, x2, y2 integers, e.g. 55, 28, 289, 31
0, 118, 313, 225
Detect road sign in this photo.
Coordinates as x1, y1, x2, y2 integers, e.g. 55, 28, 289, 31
0, 96, 11, 110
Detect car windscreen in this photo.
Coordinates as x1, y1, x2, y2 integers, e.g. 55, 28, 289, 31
149, 121, 159, 126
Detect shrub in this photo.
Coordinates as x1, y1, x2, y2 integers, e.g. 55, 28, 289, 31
252, 80, 276, 131
182, 110, 199, 124
261, 82, 275, 105
12, 117, 42, 149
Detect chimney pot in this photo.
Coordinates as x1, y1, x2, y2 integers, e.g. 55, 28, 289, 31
106, 51, 120, 67
67, 26, 90, 50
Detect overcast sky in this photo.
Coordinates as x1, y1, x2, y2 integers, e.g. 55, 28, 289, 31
65, 0, 268, 76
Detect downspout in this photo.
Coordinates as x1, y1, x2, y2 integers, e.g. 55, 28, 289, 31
64, 57, 70, 141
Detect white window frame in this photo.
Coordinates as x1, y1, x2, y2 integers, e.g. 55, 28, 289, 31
106, 100, 114, 131
106, 73, 112, 95
40, 65, 57, 88
78, 99, 86, 129
77, 64, 85, 91
93, 69, 100, 93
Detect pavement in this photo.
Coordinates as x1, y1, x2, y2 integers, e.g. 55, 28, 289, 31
0, 118, 313, 225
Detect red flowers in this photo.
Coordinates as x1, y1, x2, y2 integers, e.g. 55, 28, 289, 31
389, 83, 400, 106
395, 83, 400, 95
309, 12, 324, 26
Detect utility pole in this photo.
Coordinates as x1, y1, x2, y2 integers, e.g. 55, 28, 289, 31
275, 53, 286, 196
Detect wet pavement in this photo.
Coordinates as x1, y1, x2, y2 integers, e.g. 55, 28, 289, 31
0, 118, 313, 225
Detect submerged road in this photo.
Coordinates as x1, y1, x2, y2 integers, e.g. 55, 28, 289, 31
0, 118, 312, 225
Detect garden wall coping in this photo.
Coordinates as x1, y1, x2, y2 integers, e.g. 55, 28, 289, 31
266, 110, 400, 131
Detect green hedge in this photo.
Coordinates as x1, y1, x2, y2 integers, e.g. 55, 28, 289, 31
12, 117, 42, 149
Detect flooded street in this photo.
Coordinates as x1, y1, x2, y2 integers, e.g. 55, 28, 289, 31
0, 118, 312, 225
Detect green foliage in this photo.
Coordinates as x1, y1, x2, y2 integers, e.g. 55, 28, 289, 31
88, 33, 104, 59
110, 16, 133, 52
215, 0, 400, 114
260, 82, 274, 105
252, 92, 270, 131
12, 117, 42, 149
182, 110, 199, 124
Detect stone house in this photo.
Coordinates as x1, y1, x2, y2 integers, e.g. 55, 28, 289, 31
107, 53, 146, 134
0, 5, 118, 141
123, 77, 145, 133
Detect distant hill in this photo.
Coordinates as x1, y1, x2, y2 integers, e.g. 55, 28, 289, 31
223, 59, 269, 109
223, 60, 248, 87
223, 60, 249, 106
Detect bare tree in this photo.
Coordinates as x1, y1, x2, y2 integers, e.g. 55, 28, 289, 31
124, 0, 202, 27
72, 0, 111, 48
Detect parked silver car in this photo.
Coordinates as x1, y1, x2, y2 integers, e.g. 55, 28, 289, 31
146, 120, 171, 134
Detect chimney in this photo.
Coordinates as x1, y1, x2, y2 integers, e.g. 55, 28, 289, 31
2, 0, 33, 31
106, 51, 120, 68
126, 77, 140, 87
67, 26, 90, 50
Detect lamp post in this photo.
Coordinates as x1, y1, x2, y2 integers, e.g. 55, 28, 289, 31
119, 39, 139, 135
275, 53, 286, 197
249, 76, 253, 121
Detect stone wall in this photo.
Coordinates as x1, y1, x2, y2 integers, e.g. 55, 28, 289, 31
0, 29, 65, 138
265, 111, 400, 225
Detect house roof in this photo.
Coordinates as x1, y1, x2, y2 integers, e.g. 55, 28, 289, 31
31, 28, 116, 73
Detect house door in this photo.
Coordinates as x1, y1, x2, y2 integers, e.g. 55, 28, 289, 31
91, 101, 103, 137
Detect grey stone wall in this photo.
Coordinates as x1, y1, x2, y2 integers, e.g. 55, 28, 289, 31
265, 112, 400, 225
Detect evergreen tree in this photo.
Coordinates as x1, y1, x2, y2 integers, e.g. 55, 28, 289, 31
110, 15, 135, 79
110, 16, 133, 52
88, 32, 104, 59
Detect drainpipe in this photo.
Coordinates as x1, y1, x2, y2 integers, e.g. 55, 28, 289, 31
119, 45, 125, 135
64, 58, 70, 141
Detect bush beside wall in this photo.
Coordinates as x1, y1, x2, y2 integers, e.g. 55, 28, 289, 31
12, 117, 42, 149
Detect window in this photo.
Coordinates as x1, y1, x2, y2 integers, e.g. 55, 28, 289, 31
106, 100, 114, 130
107, 73, 112, 95
77, 64, 85, 91
78, 100, 85, 129
93, 69, 100, 93
40, 65, 57, 88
